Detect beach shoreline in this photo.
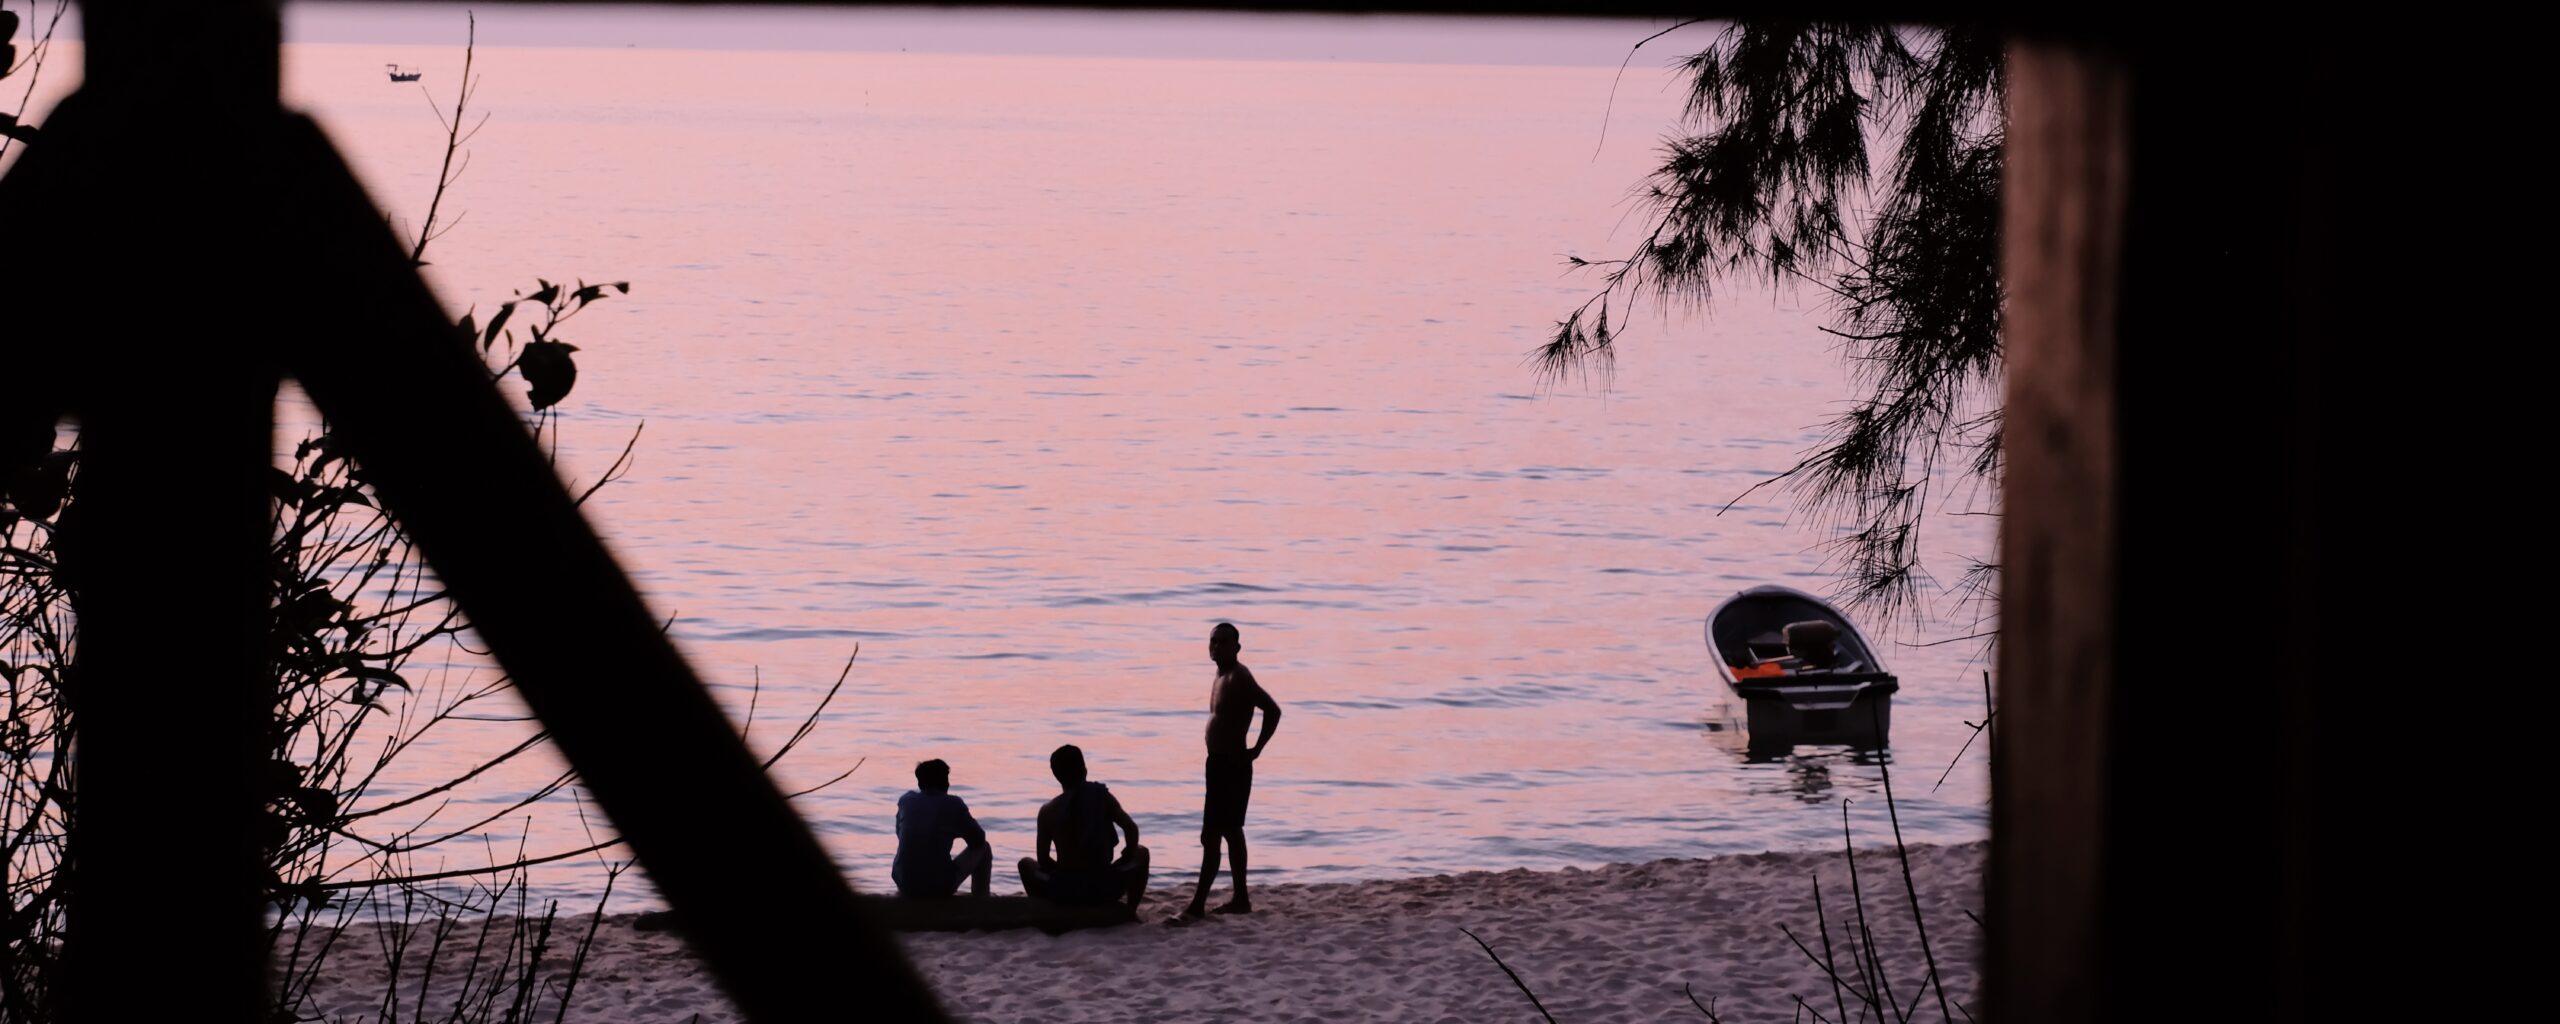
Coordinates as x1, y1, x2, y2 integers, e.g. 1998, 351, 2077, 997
294, 841, 1983, 1023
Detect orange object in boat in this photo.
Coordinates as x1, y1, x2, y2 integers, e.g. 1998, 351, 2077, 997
1731, 662, 1787, 679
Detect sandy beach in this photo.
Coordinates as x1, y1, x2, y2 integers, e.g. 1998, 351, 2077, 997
294, 841, 1982, 1023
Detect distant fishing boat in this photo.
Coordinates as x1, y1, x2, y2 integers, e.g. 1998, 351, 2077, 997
385, 64, 422, 83
1706, 585, 1897, 749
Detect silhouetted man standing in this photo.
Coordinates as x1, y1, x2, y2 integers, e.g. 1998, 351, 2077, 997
1174, 621, 1281, 922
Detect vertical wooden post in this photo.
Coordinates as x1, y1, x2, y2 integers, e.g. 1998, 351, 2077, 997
1994, 23, 2341, 1023
55, 323, 277, 1024
1989, 36, 2129, 1024
51, 5, 282, 1022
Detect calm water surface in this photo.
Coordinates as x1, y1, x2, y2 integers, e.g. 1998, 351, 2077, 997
25, 11, 1995, 905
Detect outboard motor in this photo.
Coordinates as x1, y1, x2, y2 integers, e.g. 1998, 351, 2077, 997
1782, 620, 1841, 669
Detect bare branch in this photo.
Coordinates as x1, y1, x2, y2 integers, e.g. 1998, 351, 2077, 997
1461, 928, 1561, 1024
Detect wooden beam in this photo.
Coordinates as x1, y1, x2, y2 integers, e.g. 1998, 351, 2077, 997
40, 5, 283, 1022
1995, 22, 2346, 1022
1989, 35, 2128, 1024
269, 113, 952, 1024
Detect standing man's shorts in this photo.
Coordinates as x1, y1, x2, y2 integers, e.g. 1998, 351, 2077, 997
1203, 751, 1254, 834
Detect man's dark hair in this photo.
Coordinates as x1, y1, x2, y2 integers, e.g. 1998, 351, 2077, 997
1049, 744, 1087, 785
914, 758, 950, 793
1212, 622, 1239, 643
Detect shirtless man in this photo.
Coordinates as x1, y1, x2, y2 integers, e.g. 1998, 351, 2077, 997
1173, 621, 1282, 923
1016, 744, 1149, 911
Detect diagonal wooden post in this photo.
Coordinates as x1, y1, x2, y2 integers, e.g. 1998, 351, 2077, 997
2, 2, 949, 1020
271, 109, 949, 1022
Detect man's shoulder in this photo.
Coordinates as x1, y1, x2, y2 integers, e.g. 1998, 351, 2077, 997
1046, 782, 1119, 809
903, 790, 964, 811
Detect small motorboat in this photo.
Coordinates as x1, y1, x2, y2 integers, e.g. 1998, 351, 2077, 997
385, 64, 423, 83
1706, 584, 1897, 749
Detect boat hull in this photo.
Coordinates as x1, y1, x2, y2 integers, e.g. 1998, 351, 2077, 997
1740, 686, 1892, 750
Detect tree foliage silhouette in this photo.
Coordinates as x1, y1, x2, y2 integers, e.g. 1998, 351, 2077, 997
1549, 21, 2004, 626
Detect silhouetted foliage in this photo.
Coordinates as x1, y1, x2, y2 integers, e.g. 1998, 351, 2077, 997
1550, 22, 2005, 626
3, 277, 641, 1021
476, 277, 626, 413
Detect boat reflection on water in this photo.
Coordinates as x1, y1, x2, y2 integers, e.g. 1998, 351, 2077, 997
1703, 697, 1890, 805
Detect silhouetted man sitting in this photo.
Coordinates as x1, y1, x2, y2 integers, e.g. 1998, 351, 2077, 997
892, 759, 991, 899
1017, 744, 1149, 912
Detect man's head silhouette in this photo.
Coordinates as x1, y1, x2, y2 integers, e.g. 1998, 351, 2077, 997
1050, 744, 1087, 786
913, 758, 950, 793
1209, 622, 1241, 665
